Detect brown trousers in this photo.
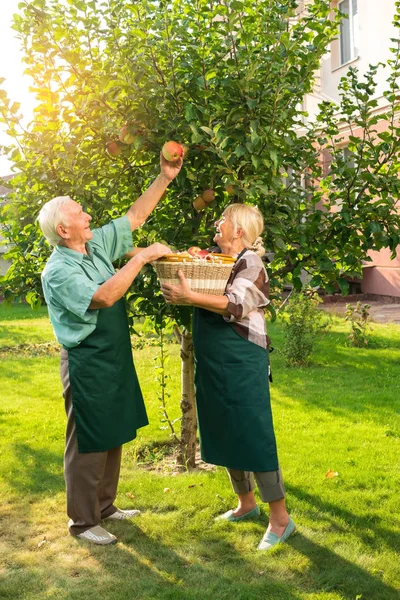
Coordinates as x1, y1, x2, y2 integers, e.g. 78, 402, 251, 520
61, 349, 121, 535
227, 468, 286, 503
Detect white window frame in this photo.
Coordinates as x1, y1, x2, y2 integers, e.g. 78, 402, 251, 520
342, 146, 355, 169
338, 0, 359, 66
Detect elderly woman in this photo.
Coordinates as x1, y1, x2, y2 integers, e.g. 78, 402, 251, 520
161, 203, 295, 551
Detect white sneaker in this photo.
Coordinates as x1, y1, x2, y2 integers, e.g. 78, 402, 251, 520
105, 508, 141, 521
76, 525, 117, 545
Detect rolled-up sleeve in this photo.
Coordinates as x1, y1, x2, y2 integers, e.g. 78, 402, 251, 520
91, 215, 134, 262
224, 255, 270, 323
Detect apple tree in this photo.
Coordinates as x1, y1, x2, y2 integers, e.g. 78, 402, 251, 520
1, 0, 400, 467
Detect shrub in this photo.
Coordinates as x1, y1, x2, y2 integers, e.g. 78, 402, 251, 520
344, 302, 371, 347
280, 289, 328, 367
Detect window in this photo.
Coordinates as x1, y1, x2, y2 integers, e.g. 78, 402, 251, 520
339, 0, 359, 65
342, 146, 355, 169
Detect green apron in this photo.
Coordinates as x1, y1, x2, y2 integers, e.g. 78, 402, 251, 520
66, 256, 148, 453
192, 308, 279, 472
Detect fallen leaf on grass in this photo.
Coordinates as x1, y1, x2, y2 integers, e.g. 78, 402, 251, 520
325, 469, 339, 479
37, 537, 47, 548
126, 492, 136, 499
385, 429, 399, 438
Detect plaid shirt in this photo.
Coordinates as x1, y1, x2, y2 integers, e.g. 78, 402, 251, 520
223, 250, 270, 350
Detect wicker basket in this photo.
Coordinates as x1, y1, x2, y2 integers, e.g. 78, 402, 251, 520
153, 254, 236, 296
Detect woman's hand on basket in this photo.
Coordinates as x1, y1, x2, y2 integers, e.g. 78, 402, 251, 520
161, 270, 193, 305
139, 243, 172, 264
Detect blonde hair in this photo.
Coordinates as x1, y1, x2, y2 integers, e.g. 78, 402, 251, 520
37, 196, 72, 246
223, 204, 265, 257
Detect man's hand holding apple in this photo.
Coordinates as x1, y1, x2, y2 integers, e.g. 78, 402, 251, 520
160, 153, 183, 182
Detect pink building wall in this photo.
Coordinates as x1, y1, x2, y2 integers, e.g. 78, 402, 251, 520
362, 248, 400, 297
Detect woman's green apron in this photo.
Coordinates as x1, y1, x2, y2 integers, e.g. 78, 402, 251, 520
66, 254, 148, 453
192, 300, 278, 473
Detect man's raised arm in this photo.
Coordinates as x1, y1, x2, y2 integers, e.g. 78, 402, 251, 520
126, 154, 182, 231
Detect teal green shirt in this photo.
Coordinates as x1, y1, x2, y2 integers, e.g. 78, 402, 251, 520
42, 216, 133, 348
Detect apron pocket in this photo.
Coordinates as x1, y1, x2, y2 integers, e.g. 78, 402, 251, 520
221, 362, 269, 407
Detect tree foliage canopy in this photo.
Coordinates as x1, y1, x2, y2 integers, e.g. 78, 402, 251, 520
1, 0, 400, 323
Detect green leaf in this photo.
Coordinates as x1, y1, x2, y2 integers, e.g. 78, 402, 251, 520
266, 303, 277, 322
269, 150, 279, 170
325, 283, 336, 295
275, 237, 286, 251
369, 221, 382, 233
246, 98, 258, 109
234, 145, 246, 157
338, 278, 350, 295
200, 126, 214, 137
309, 275, 322, 287
205, 70, 217, 81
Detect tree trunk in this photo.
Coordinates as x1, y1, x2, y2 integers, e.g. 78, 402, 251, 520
177, 327, 197, 469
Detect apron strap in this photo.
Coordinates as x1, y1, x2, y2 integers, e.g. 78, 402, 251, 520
226, 248, 248, 286
236, 248, 248, 261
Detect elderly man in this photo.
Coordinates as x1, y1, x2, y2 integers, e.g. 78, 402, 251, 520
37, 155, 181, 545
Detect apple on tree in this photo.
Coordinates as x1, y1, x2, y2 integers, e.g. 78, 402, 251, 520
119, 121, 145, 145
106, 141, 121, 157
119, 126, 135, 145
192, 195, 207, 211
202, 189, 215, 203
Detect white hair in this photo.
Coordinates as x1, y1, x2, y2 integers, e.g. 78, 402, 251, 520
223, 203, 266, 257
37, 196, 72, 246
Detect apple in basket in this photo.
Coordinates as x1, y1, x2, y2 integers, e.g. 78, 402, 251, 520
188, 247, 209, 258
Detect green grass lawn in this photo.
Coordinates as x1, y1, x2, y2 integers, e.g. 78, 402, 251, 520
0, 303, 399, 600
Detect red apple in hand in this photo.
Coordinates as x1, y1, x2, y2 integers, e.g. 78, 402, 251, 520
162, 140, 184, 162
